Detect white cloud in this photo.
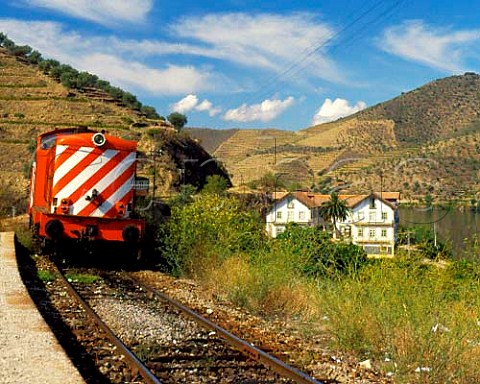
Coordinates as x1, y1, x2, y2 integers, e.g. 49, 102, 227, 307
22, 0, 153, 25
82, 54, 213, 94
0, 19, 215, 95
171, 94, 221, 116
195, 99, 221, 116
106, 13, 343, 84
171, 13, 343, 83
223, 97, 295, 123
381, 20, 480, 73
312, 98, 366, 125
171, 94, 199, 113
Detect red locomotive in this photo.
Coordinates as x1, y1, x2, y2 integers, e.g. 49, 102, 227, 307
29, 127, 146, 255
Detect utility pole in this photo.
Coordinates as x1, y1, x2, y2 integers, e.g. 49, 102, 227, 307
152, 150, 157, 202
274, 137, 277, 165
152, 149, 162, 202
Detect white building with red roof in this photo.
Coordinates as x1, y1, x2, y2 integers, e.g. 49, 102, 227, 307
266, 191, 400, 257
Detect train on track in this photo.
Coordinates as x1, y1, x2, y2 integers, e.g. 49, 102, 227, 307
28, 127, 146, 257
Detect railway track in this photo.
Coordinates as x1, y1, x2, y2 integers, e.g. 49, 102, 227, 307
30, 255, 325, 383
96, 270, 324, 383
52, 264, 160, 384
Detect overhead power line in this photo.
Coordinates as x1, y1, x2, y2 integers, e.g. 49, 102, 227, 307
230, 0, 408, 111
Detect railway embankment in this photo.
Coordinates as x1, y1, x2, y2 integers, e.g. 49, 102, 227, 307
0, 231, 84, 383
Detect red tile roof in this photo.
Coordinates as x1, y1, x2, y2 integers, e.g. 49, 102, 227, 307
274, 191, 399, 210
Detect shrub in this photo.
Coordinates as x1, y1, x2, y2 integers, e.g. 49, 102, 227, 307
201, 175, 229, 195
276, 224, 368, 278
157, 194, 266, 276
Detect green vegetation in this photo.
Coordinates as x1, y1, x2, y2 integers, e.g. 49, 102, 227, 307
37, 270, 56, 282
277, 224, 367, 278
247, 172, 288, 192
65, 273, 100, 284
155, 193, 480, 382
318, 192, 351, 238
158, 194, 266, 276
201, 175, 229, 195
167, 112, 188, 131
397, 224, 452, 260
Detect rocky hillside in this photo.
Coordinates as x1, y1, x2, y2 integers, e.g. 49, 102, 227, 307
188, 74, 480, 201
0, 48, 229, 216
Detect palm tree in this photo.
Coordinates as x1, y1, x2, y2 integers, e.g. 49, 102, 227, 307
319, 192, 351, 239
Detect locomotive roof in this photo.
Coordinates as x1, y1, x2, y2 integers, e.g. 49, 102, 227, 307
38, 127, 137, 151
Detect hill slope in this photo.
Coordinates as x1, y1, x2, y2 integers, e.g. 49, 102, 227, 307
188, 74, 480, 201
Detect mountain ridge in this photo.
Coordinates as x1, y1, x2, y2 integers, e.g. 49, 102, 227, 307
188, 73, 480, 201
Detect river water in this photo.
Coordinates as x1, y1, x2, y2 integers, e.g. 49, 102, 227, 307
398, 206, 480, 258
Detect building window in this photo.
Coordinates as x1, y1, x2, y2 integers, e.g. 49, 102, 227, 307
357, 211, 365, 221
382, 211, 387, 220
299, 211, 305, 220
287, 210, 294, 221
287, 198, 294, 209
364, 245, 380, 255
381, 229, 387, 237
369, 229, 376, 238
380, 246, 392, 255
358, 228, 364, 237
276, 211, 282, 219
277, 226, 285, 235
369, 197, 376, 209
369, 212, 376, 222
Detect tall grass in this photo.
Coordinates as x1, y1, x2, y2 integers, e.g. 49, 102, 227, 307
317, 258, 480, 382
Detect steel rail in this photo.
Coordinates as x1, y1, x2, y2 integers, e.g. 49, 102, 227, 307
129, 274, 325, 384
51, 263, 162, 384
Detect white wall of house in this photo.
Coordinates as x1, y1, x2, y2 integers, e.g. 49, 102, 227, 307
336, 197, 396, 256
265, 196, 312, 238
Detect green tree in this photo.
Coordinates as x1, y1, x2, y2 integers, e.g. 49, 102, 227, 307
140, 105, 161, 119
26, 50, 42, 64
10, 44, 32, 57
424, 193, 433, 208
201, 175, 229, 195
0, 32, 8, 46
167, 112, 188, 131
248, 172, 287, 193
319, 192, 351, 238
170, 184, 197, 207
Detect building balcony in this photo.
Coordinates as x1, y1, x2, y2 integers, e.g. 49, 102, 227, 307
354, 221, 394, 227
354, 238, 394, 244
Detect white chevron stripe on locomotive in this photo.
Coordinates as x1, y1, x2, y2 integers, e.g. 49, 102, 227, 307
53, 145, 95, 185
89, 175, 135, 217
69, 152, 136, 217
52, 147, 119, 202
52, 145, 136, 218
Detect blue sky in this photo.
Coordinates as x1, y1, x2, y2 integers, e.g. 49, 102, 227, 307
1, 0, 480, 131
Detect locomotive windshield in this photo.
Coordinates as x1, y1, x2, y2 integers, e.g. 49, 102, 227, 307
40, 135, 56, 149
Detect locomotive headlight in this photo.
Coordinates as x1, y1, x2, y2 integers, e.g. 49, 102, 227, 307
92, 132, 106, 147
